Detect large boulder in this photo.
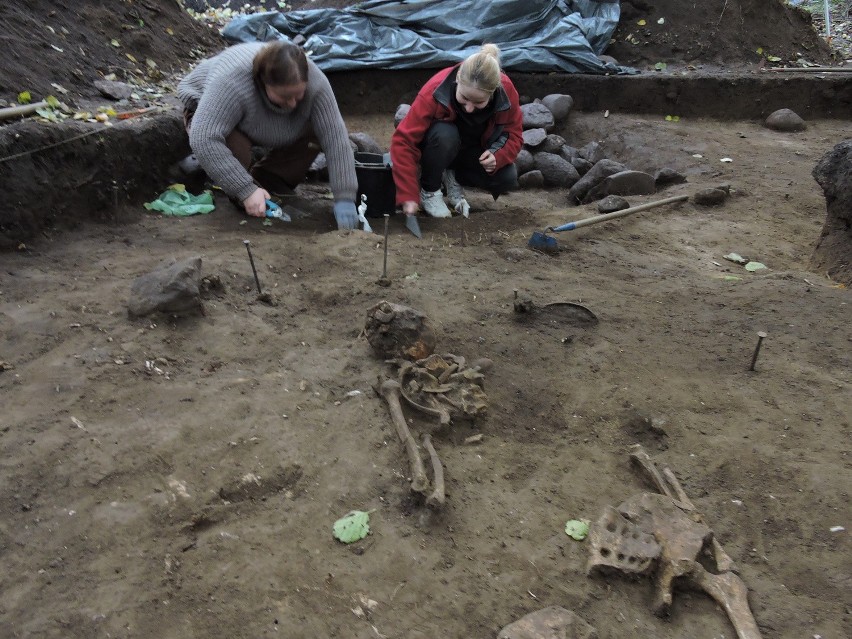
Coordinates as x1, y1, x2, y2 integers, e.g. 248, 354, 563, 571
128, 256, 204, 318
514, 148, 535, 175
540, 94, 574, 121
521, 103, 555, 131
534, 152, 581, 187
568, 159, 627, 204
765, 108, 806, 132
585, 170, 656, 203
811, 140, 852, 284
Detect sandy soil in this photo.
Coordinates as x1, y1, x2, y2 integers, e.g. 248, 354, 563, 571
1, 110, 850, 638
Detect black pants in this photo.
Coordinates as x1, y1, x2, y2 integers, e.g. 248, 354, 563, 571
420, 121, 518, 199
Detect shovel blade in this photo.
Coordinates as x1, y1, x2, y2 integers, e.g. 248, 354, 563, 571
528, 231, 558, 253
405, 215, 422, 239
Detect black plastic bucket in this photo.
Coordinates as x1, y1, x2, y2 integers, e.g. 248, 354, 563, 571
355, 152, 396, 217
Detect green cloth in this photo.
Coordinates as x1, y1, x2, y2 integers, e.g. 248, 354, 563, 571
144, 188, 215, 216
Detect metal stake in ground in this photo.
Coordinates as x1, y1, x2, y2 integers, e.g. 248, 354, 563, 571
243, 240, 263, 295
748, 331, 768, 371
377, 214, 391, 287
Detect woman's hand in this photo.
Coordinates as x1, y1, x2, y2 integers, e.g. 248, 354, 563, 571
402, 201, 419, 216
479, 150, 497, 174
243, 187, 271, 217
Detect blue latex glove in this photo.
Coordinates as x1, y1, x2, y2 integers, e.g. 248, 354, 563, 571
333, 201, 358, 230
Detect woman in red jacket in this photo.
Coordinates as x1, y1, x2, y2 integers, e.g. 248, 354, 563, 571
391, 44, 523, 219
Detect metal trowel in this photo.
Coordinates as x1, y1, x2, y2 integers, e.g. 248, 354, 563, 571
404, 214, 422, 239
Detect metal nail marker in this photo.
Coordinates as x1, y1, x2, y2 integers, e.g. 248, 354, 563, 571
748, 331, 768, 371
377, 214, 391, 287
244, 240, 263, 295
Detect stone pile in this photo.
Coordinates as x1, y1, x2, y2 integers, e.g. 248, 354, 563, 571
515, 93, 685, 205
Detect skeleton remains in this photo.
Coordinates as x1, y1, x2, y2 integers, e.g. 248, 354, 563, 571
376, 353, 491, 509
586, 444, 762, 639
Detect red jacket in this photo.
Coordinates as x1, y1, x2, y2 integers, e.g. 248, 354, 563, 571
390, 64, 523, 206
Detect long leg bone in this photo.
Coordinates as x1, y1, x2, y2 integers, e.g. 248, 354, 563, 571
690, 564, 763, 639
422, 433, 445, 509
380, 380, 430, 495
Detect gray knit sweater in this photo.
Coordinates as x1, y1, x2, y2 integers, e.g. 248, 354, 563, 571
177, 42, 357, 204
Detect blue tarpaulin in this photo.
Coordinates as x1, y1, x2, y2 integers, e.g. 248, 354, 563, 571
223, 0, 636, 75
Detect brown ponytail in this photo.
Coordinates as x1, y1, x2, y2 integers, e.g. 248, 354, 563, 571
252, 41, 309, 87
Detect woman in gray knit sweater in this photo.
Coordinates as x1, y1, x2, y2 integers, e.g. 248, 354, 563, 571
177, 41, 359, 229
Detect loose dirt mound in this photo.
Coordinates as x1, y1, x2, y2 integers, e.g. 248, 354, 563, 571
610, 0, 833, 67
0, 0, 222, 103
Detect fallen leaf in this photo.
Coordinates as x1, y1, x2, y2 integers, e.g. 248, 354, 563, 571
333, 510, 372, 544
17, 91, 32, 104
565, 519, 590, 541
110, 39, 120, 47
637, 19, 646, 26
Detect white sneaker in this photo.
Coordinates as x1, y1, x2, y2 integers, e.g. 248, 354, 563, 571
442, 170, 470, 217
420, 188, 451, 218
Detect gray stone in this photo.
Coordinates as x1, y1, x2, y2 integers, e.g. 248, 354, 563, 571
559, 145, 579, 163
128, 257, 204, 318
764, 108, 806, 132
541, 134, 567, 154
585, 170, 656, 203
534, 152, 581, 187
517, 170, 545, 188
94, 80, 134, 100
540, 93, 574, 121
571, 157, 594, 176
578, 141, 606, 164
514, 149, 535, 175
349, 132, 383, 154
568, 159, 627, 204
654, 167, 687, 186
394, 103, 410, 128
522, 128, 548, 149
521, 103, 555, 131
498, 606, 598, 639
693, 187, 729, 206
597, 195, 631, 213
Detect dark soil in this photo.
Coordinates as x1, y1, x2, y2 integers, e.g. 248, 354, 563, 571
0, 0, 222, 104
610, 0, 834, 68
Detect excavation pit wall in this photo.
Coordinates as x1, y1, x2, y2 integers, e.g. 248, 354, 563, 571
0, 71, 849, 249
